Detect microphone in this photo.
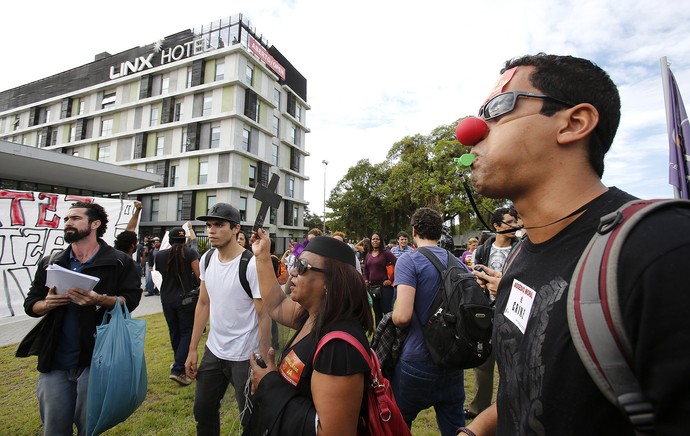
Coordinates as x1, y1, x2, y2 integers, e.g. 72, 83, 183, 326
455, 117, 488, 146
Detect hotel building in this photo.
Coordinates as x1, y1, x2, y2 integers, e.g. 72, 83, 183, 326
0, 13, 310, 246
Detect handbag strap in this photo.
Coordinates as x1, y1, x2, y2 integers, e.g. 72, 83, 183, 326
315, 331, 394, 423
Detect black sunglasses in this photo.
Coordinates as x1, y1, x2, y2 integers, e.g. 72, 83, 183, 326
478, 91, 576, 121
293, 258, 326, 275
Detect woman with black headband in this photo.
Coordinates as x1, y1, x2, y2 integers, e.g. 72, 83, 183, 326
246, 231, 374, 435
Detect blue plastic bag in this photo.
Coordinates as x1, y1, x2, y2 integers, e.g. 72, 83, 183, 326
86, 300, 147, 435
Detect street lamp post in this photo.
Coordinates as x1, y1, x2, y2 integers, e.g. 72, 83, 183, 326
322, 160, 328, 234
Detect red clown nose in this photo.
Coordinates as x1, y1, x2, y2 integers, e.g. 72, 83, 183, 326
455, 117, 488, 146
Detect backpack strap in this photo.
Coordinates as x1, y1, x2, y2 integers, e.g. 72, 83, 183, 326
314, 331, 372, 369
202, 247, 253, 299
567, 198, 688, 434
239, 249, 254, 299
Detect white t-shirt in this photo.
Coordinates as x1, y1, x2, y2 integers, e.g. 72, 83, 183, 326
200, 249, 261, 361
488, 243, 513, 273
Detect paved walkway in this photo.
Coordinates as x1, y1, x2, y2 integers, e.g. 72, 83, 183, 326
0, 292, 163, 348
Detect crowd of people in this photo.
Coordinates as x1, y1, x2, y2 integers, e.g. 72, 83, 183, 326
17, 52, 690, 436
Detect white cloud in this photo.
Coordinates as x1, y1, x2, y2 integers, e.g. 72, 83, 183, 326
2, 0, 689, 215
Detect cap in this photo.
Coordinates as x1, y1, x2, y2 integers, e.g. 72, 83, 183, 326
196, 202, 241, 224
303, 236, 357, 268
169, 227, 186, 243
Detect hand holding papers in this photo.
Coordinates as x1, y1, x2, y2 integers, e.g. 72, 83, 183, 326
46, 264, 100, 295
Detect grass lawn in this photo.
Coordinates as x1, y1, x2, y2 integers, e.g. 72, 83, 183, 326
0, 312, 495, 435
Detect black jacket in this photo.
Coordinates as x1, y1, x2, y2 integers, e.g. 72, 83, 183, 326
16, 239, 142, 372
473, 235, 520, 269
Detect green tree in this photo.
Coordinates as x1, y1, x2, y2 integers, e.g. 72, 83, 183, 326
303, 206, 324, 233
326, 121, 505, 240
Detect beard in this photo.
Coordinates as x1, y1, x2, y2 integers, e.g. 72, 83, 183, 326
64, 227, 92, 243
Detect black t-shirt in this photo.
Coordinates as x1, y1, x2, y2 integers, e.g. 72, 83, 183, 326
155, 247, 198, 305
278, 319, 370, 402
494, 188, 690, 435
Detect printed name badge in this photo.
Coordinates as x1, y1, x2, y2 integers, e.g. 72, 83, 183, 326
504, 278, 536, 334
279, 350, 305, 387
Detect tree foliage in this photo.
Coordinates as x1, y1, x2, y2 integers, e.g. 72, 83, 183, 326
325, 121, 504, 242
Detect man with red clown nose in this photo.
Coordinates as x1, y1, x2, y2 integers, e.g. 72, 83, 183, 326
455, 54, 690, 436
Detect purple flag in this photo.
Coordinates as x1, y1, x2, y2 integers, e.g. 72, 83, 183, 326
664, 67, 690, 199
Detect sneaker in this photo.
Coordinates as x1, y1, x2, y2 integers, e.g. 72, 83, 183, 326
170, 373, 192, 386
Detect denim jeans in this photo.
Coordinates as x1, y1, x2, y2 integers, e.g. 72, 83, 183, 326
162, 301, 195, 375
392, 359, 465, 436
37, 367, 90, 436
144, 262, 154, 294
194, 346, 251, 435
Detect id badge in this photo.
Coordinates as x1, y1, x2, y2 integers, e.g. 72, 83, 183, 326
503, 278, 535, 334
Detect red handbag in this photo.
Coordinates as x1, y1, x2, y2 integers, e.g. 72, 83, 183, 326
314, 331, 411, 436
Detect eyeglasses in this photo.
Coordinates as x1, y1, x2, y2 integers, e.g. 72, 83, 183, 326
293, 258, 327, 275
478, 91, 576, 121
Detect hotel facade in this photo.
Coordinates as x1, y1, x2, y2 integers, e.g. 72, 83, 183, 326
0, 14, 310, 245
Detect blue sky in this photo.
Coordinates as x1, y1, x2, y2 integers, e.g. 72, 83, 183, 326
2, 0, 689, 217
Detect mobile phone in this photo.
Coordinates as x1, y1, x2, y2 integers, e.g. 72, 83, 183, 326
474, 265, 488, 283
254, 354, 267, 368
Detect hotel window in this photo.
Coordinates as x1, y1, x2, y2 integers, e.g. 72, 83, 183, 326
50, 129, 58, 146
13, 115, 20, 131
101, 91, 116, 109
150, 107, 159, 126
101, 118, 113, 136
186, 67, 193, 88
270, 207, 277, 225
215, 59, 225, 81
293, 205, 299, 227
272, 115, 280, 136
295, 104, 302, 122
242, 127, 250, 152
239, 196, 247, 221
206, 193, 216, 211
181, 127, 188, 152
69, 123, 77, 142
78, 99, 86, 115
170, 165, 178, 187
174, 102, 183, 122
202, 95, 213, 117
199, 161, 208, 184
156, 135, 165, 156
97, 144, 110, 162
176, 194, 184, 220
290, 124, 297, 144
151, 198, 159, 222
245, 64, 254, 86
44, 108, 51, 123
210, 126, 220, 148
145, 163, 156, 173
273, 88, 281, 108
249, 165, 256, 188
161, 76, 170, 95
271, 143, 279, 166
287, 176, 295, 197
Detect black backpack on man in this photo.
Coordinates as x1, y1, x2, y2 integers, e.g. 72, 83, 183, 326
416, 247, 494, 369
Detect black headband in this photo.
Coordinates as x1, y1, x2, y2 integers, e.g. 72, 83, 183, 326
303, 236, 356, 268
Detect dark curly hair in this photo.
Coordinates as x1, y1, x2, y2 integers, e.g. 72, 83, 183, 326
502, 53, 620, 178
114, 230, 137, 253
70, 201, 108, 238
410, 207, 443, 240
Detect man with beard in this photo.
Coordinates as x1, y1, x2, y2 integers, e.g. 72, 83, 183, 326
17, 201, 142, 436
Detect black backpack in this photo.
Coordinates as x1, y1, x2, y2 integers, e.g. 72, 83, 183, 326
416, 247, 494, 369
202, 248, 254, 299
